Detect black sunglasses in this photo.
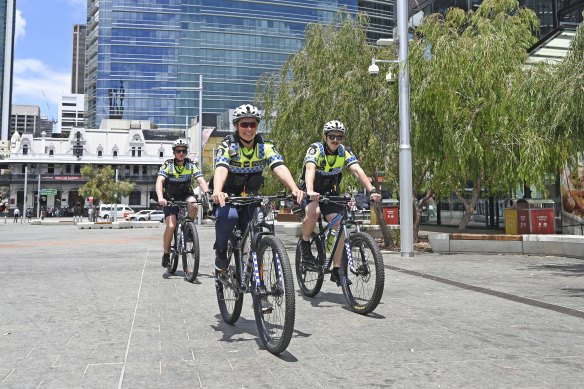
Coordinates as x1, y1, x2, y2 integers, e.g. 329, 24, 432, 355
327, 134, 344, 141
174, 149, 188, 154
238, 122, 258, 129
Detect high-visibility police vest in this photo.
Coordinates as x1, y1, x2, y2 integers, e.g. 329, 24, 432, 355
213, 134, 284, 195
157, 158, 202, 200
301, 142, 358, 194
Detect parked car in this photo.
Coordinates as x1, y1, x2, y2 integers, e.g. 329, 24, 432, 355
148, 210, 165, 223
98, 204, 134, 220
127, 210, 155, 221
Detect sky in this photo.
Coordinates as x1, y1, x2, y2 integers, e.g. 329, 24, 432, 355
12, 0, 86, 121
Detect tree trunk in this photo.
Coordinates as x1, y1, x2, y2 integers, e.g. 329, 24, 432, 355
372, 202, 395, 249
414, 189, 434, 242
456, 178, 481, 232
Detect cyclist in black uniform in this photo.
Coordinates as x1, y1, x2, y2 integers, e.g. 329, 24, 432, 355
156, 139, 209, 267
210, 104, 304, 275
299, 120, 382, 284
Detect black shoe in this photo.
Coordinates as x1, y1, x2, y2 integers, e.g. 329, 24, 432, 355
215, 249, 228, 270
300, 240, 316, 265
330, 267, 341, 286
161, 253, 170, 268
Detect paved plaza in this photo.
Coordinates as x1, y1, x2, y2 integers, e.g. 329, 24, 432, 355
1, 221, 583, 388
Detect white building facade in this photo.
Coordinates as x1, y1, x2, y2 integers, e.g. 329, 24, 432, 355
2, 120, 187, 213
57, 94, 84, 136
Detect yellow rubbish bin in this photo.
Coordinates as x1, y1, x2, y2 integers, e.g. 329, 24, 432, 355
505, 208, 517, 234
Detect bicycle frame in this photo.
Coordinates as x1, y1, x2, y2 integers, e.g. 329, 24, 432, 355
313, 197, 362, 275
224, 197, 286, 295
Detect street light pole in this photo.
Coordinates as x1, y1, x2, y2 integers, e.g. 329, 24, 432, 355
397, 0, 415, 257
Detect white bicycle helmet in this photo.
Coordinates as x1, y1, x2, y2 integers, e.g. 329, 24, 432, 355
232, 104, 261, 124
323, 120, 346, 135
172, 138, 189, 150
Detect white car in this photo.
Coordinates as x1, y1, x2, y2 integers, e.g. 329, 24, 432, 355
148, 210, 165, 222
127, 210, 155, 221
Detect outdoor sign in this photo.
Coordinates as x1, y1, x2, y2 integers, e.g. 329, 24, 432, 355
40, 189, 57, 196
560, 153, 584, 235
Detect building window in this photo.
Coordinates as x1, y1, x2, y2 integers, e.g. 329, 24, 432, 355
66, 165, 71, 173
137, 147, 142, 157
159, 151, 164, 158
133, 165, 139, 175
48, 164, 54, 174
49, 149, 54, 156
74, 165, 81, 174
97, 150, 102, 157
129, 190, 141, 205
131, 147, 136, 157
23, 145, 28, 155
113, 150, 118, 157
142, 165, 147, 175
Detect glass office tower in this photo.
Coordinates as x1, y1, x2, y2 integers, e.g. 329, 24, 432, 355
85, 0, 359, 129
1, 0, 15, 140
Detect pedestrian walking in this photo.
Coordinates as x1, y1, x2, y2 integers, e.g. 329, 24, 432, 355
26, 208, 32, 222
13, 208, 20, 223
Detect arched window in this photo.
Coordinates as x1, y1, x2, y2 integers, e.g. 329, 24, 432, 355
97, 150, 103, 157
113, 150, 118, 157
49, 149, 54, 156
22, 145, 28, 155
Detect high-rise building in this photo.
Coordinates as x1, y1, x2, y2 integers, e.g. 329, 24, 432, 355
1, 0, 16, 141
359, 0, 395, 41
84, 0, 361, 129
10, 105, 41, 137
57, 94, 84, 137
71, 24, 86, 95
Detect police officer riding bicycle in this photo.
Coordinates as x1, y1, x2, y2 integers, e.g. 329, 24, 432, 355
299, 120, 382, 285
210, 104, 304, 276
156, 138, 210, 268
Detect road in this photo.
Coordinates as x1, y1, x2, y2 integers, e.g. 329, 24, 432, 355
1, 222, 583, 388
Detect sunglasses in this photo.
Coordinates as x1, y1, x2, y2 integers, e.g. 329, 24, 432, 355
174, 149, 188, 154
238, 122, 258, 129
327, 134, 344, 141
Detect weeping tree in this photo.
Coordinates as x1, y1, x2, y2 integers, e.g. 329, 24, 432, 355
78, 165, 135, 208
408, 0, 540, 231
258, 12, 400, 248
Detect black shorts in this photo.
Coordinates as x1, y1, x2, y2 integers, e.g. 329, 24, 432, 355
307, 199, 344, 216
163, 205, 179, 218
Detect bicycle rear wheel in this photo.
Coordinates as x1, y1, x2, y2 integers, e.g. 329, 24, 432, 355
252, 235, 295, 354
183, 221, 200, 282
341, 232, 385, 314
216, 242, 243, 324
294, 233, 324, 297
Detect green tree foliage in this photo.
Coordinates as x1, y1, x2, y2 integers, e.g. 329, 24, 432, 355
78, 165, 135, 205
258, 12, 400, 247
408, 0, 540, 230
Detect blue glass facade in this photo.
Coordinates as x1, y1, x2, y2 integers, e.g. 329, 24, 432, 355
85, 0, 358, 129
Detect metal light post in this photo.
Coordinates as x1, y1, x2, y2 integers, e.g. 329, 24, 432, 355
369, 0, 415, 257
396, 0, 414, 257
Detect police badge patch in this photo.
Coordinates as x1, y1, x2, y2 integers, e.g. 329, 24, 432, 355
216, 149, 224, 157
308, 147, 317, 155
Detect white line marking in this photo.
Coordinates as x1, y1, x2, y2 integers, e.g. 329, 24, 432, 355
117, 251, 148, 389
2, 369, 15, 383
51, 355, 61, 368
196, 371, 202, 387
25, 347, 35, 359
66, 335, 74, 346
36, 380, 44, 388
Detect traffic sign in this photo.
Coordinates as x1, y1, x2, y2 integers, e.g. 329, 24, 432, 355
40, 189, 57, 196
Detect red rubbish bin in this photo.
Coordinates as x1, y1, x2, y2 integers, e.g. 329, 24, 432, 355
515, 199, 555, 234
382, 206, 399, 225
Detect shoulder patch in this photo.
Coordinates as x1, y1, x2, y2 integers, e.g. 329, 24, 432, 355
308, 147, 317, 155
216, 148, 225, 157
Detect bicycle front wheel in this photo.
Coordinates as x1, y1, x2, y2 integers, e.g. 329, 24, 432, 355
251, 235, 295, 354
183, 221, 200, 282
216, 243, 243, 324
167, 231, 179, 274
294, 233, 324, 297
341, 232, 385, 314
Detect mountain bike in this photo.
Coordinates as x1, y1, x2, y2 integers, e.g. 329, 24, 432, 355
163, 200, 200, 282
215, 195, 295, 355
295, 195, 384, 314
